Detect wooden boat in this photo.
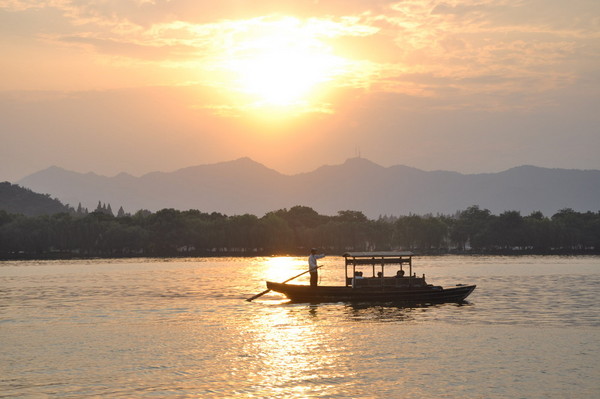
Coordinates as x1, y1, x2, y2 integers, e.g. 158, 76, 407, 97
266, 251, 476, 303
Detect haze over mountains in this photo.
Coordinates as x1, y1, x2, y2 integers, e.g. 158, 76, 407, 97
17, 157, 600, 218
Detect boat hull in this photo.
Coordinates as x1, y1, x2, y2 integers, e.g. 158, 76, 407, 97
266, 282, 476, 304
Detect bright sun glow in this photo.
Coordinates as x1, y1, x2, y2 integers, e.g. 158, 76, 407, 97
219, 18, 349, 112
263, 256, 305, 282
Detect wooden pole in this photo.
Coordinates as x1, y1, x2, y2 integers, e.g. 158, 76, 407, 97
246, 266, 322, 302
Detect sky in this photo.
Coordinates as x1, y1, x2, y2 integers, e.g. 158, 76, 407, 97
1, 0, 599, 182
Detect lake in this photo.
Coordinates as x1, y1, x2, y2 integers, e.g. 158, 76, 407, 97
1, 255, 599, 398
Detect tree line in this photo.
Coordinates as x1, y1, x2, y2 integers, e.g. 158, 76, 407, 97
0, 205, 598, 259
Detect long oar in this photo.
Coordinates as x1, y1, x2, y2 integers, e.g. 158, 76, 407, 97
246, 266, 322, 302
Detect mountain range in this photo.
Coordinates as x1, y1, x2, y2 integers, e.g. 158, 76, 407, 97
16, 157, 600, 218
0, 182, 71, 216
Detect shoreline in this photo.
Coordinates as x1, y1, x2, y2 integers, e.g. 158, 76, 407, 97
2, 248, 598, 261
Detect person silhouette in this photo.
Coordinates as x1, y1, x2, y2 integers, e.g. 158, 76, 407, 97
308, 248, 325, 287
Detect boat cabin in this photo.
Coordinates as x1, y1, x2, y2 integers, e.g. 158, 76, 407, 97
343, 251, 428, 288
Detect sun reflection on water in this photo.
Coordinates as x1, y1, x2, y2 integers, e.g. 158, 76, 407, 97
242, 304, 354, 398
262, 256, 307, 283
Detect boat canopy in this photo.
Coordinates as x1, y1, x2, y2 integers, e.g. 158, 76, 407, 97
343, 251, 414, 286
343, 251, 413, 258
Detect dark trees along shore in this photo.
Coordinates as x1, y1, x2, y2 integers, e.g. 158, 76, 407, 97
0, 205, 599, 259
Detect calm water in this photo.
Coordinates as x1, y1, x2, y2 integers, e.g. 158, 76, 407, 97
1, 255, 599, 398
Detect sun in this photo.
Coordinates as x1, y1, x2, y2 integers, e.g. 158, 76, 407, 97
233, 42, 333, 106
219, 18, 349, 112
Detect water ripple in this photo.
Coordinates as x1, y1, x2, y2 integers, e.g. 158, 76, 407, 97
1, 256, 599, 398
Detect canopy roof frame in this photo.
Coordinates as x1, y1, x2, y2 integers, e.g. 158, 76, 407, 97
343, 251, 413, 286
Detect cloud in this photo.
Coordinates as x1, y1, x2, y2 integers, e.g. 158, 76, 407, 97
2, 0, 598, 114
57, 34, 197, 61
358, 0, 599, 110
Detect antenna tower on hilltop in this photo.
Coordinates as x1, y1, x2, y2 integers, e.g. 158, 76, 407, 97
355, 146, 361, 158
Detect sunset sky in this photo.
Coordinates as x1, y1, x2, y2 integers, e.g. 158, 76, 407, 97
1, 0, 599, 182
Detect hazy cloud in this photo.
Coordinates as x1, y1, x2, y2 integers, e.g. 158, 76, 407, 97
3, 0, 597, 110
1, 0, 598, 181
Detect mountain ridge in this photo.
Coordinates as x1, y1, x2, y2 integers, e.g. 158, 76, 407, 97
0, 182, 72, 216
16, 158, 600, 218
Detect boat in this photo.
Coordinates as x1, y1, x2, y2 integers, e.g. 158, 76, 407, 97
266, 251, 476, 303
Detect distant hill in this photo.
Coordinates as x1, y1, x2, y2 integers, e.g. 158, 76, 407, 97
0, 182, 72, 216
17, 158, 600, 218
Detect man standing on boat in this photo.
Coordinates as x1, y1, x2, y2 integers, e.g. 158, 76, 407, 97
308, 248, 325, 287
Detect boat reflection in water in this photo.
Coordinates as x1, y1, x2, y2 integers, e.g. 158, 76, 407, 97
342, 301, 472, 323
266, 252, 476, 304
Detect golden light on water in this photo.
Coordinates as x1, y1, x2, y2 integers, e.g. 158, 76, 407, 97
245, 304, 352, 397
263, 256, 307, 283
